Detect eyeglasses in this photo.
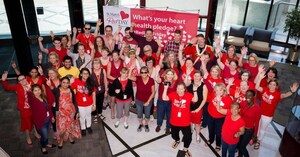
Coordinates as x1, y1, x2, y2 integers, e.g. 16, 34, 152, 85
85, 27, 91, 30
18, 78, 26, 82
141, 72, 148, 74
144, 49, 151, 52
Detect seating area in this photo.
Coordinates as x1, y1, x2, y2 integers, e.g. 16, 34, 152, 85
224, 25, 277, 59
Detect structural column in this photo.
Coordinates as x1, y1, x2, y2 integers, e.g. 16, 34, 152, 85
68, 0, 84, 29
21, 0, 40, 37
3, 0, 34, 74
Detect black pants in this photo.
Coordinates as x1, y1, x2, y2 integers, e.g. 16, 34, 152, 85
171, 125, 192, 148
207, 113, 225, 147
92, 92, 105, 116
201, 102, 209, 127
51, 106, 56, 132
238, 128, 254, 157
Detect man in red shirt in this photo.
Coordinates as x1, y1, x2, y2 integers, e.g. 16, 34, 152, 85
38, 36, 67, 62
72, 23, 95, 54
184, 34, 214, 63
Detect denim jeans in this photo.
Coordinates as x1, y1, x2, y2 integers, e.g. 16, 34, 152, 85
37, 117, 50, 147
238, 128, 254, 157
156, 99, 171, 128
136, 99, 153, 119
222, 139, 237, 157
207, 113, 225, 147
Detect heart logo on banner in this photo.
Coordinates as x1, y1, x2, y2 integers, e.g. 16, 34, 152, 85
120, 11, 129, 20
167, 31, 170, 35
168, 36, 172, 40
179, 25, 183, 29
183, 30, 187, 34
188, 35, 191, 38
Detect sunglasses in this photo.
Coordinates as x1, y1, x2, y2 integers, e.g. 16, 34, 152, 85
140, 72, 148, 74
85, 27, 91, 30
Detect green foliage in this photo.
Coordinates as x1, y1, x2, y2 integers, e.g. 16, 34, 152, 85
284, 8, 300, 50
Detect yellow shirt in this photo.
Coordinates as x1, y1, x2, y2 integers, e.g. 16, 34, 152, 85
58, 66, 80, 78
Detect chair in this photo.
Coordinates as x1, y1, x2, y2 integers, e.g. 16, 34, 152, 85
224, 25, 252, 50
248, 28, 277, 59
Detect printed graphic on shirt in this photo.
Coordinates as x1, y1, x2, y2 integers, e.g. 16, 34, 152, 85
173, 99, 187, 108
262, 92, 273, 104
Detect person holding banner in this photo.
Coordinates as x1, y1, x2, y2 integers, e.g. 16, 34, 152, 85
183, 34, 214, 67
130, 22, 158, 58
72, 23, 95, 55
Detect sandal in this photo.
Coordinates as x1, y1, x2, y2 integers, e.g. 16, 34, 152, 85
254, 140, 260, 149
185, 149, 192, 157
215, 146, 221, 152
172, 140, 180, 149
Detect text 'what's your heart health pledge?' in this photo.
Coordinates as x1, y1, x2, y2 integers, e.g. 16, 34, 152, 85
132, 14, 186, 32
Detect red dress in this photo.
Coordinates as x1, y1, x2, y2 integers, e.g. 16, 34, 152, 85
2, 81, 33, 131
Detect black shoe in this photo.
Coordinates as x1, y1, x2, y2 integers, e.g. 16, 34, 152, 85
137, 125, 143, 132
145, 125, 150, 132
81, 130, 86, 136
58, 145, 63, 149
70, 140, 75, 144
165, 128, 171, 135
155, 125, 161, 132
41, 148, 48, 154
87, 127, 93, 134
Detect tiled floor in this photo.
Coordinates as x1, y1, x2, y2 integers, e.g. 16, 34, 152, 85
100, 108, 283, 157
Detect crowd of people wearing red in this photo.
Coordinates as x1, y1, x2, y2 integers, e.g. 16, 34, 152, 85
2, 19, 299, 157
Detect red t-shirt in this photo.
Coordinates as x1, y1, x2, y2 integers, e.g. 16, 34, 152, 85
256, 78, 281, 100
240, 101, 262, 136
208, 94, 233, 118
221, 54, 239, 65
94, 52, 101, 58
203, 75, 224, 102
260, 87, 281, 117
242, 62, 258, 82
48, 47, 67, 62
180, 63, 195, 81
222, 65, 239, 85
233, 79, 255, 90
136, 76, 155, 102
76, 33, 95, 54
168, 92, 193, 126
158, 78, 178, 100
71, 78, 94, 106
222, 111, 245, 144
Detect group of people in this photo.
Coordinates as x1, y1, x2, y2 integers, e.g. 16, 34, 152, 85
2, 19, 299, 157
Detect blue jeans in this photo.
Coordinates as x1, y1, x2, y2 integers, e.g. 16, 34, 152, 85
238, 128, 254, 157
37, 117, 50, 147
136, 99, 153, 119
156, 99, 171, 128
222, 139, 237, 157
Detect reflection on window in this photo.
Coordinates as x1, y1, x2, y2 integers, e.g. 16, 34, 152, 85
83, 0, 97, 22
34, 0, 70, 35
0, 1, 12, 38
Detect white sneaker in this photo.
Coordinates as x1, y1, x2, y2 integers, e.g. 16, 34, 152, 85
124, 122, 129, 129
150, 115, 154, 122
114, 121, 120, 128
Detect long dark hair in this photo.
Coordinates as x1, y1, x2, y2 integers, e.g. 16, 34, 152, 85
79, 68, 94, 96
31, 84, 48, 102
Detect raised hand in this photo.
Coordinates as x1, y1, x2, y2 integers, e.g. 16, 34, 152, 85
96, 19, 103, 26
38, 52, 43, 61
38, 36, 43, 42
131, 22, 136, 28
37, 65, 44, 75
227, 78, 235, 86
241, 46, 247, 56
66, 29, 71, 36
156, 38, 162, 47
72, 27, 77, 34
135, 47, 140, 56
46, 78, 51, 87
160, 53, 165, 60
11, 62, 17, 69
214, 36, 220, 45
269, 59, 276, 68
179, 43, 185, 51
50, 31, 54, 38
1, 71, 8, 81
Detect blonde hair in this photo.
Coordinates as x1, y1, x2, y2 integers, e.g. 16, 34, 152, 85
92, 58, 102, 67
248, 53, 259, 64
48, 67, 61, 78
210, 65, 221, 78
214, 82, 226, 95
162, 69, 176, 80
48, 52, 59, 63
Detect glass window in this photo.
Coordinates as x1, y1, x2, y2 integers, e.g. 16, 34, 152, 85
268, 0, 298, 43
0, 1, 12, 38
34, 0, 71, 35
82, 0, 98, 23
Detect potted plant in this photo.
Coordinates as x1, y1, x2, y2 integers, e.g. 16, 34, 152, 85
284, 8, 300, 62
